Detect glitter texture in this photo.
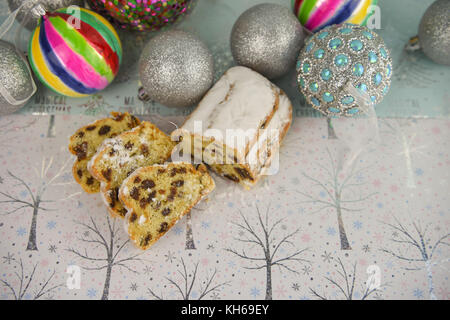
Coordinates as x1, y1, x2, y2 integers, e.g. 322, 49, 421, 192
139, 30, 214, 108
230, 3, 305, 79
0, 40, 35, 115
87, 0, 197, 32
7, 0, 85, 30
418, 0, 450, 66
296, 23, 393, 117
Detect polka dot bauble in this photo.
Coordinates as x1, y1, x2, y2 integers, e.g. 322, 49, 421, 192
296, 23, 392, 117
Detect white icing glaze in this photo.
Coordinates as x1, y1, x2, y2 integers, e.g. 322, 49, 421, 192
247, 90, 292, 174
177, 66, 278, 157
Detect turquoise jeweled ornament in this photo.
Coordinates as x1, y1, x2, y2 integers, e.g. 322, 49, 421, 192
296, 23, 392, 117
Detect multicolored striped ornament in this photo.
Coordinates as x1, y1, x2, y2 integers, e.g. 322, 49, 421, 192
292, 0, 378, 33
28, 7, 122, 97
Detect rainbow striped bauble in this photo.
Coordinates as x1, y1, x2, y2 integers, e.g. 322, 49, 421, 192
292, 0, 378, 33
28, 7, 122, 97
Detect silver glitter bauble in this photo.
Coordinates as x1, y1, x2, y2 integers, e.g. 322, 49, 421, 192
0, 40, 36, 115
139, 30, 214, 108
230, 3, 305, 79
418, 0, 450, 66
8, 0, 85, 30
296, 24, 392, 117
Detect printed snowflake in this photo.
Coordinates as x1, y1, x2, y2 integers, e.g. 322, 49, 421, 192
2, 252, 15, 264
16, 227, 27, 237
87, 288, 97, 298
143, 265, 152, 275
130, 283, 138, 291
291, 283, 300, 291
210, 292, 220, 300
164, 251, 175, 263
250, 287, 261, 298
302, 265, 312, 275
321, 251, 333, 263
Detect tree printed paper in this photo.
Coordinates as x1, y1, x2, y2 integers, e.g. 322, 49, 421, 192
0, 115, 449, 300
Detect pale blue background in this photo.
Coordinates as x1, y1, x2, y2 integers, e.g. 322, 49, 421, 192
1, 0, 449, 118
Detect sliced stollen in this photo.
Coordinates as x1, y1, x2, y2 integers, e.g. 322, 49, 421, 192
68, 112, 141, 193
88, 121, 176, 218
171, 66, 293, 189
119, 163, 215, 250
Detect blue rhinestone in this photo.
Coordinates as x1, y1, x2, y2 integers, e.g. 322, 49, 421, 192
371, 95, 377, 102
352, 63, 364, 77
362, 31, 374, 40
302, 62, 311, 74
328, 107, 341, 113
339, 27, 353, 35
341, 96, 355, 105
309, 82, 319, 92
373, 72, 382, 86
335, 54, 349, 67
314, 49, 325, 59
380, 47, 388, 58
306, 42, 315, 53
318, 31, 329, 39
329, 38, 343, 50
296, 60, 302, 71
357, 83, 368, 92
347, 108, 359, 115
383, 86, 389, 95
298, 77, 305, 88
386, 64, 392, 77
350, 39, 364, 51
368, 52, 378, 63
321, 69, 332, 81
323, 92, 334, 103
311, 97, 320, 106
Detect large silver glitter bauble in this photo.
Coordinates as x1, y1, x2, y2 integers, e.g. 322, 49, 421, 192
418, 0, 450, 66
296, 24, 392, 117
139, 30, 214, 108
230, 3, 305, 79
8, 0, 85, 30
0, 40, 36, 115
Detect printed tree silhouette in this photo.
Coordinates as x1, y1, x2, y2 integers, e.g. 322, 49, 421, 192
0, 257, 62, 300
327, 118, 338, 139
147, 257, 229, 300
381, 218, 450, 300
0, 157, 70, 250
226, 205, 309, 300
185, 211, 196, 250
309, 257, 381, 300
66, 215, 143, 300
297, 148, 376, 250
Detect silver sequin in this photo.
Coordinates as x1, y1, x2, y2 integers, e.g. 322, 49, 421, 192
139, 30, 214, 108
0, 40, 35, 115
230, 3, 305, 80
418, 0, 450, 66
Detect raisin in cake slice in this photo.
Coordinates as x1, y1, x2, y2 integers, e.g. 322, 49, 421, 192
69, 112, 141, 193
88, 121, 175, 218
119, 163, 215, 250
172, 66, 292, 189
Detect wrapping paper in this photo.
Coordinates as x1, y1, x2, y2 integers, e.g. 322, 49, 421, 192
0, 115, 448, 300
